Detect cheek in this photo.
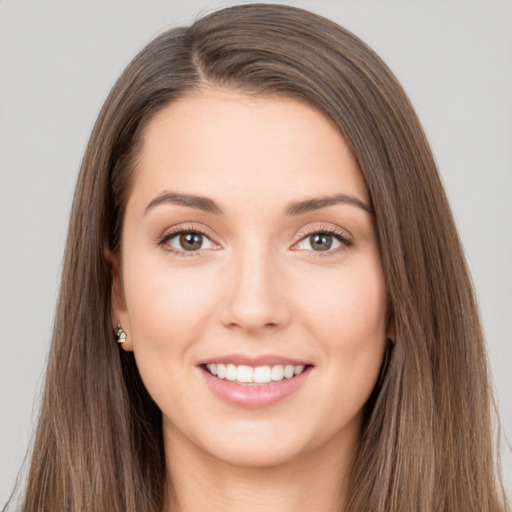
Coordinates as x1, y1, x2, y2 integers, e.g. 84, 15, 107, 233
306, 261, 388, 414
297, 258, 388, 346
121, 255, 222, 418
122, 254, 220, 355
295, 255, 388, 404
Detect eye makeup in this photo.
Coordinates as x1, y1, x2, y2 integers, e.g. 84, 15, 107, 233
155, 221, 353, 259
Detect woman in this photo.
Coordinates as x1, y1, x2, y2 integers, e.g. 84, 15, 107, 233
13, 4, 508, 511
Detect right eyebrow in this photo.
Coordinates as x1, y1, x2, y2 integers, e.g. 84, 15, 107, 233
144, 191, 223, 215
285, 193, 374, 216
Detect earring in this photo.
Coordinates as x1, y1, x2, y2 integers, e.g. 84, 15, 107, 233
115, 323, 127, 344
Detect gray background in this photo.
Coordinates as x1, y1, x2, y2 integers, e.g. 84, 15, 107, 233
1, 0, 510, 504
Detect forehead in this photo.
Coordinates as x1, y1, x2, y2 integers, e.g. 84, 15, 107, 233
129, 89, 369, 212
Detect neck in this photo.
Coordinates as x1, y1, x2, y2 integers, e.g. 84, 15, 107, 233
163, 426, 356, 512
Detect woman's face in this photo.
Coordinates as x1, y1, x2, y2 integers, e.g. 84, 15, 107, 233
113, 89, 392, 468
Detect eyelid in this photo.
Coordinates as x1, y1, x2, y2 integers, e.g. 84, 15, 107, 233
156, 222, 352, 256
295, 224, 352, 239
157, 224, 221, 255
291, 224, 353, 252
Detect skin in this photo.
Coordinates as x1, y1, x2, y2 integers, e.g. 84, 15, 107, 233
111, 89, 393, 512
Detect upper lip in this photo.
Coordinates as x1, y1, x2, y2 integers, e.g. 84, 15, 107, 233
198, 354, 312, 367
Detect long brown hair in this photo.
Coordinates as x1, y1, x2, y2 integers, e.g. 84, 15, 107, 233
18, 4, 507, 511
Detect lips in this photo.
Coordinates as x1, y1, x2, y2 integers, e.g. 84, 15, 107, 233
198, 355, 313, 408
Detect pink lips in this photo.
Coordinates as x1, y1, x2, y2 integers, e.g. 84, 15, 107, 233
199, 354, 310, 367
198, 355, 312, 408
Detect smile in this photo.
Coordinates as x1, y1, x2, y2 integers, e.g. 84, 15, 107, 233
204, 363, 305, 385
199, 359, 313, 408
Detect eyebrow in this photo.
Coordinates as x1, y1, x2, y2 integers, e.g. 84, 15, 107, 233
285, 194, 374, 215
144, 190, 373, 216
144, 191, 223, 215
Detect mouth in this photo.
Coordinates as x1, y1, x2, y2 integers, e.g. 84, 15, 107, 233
202, 363, 310, 386
199, 359, 313, 408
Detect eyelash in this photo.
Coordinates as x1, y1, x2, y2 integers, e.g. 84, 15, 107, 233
157, 225, 353, 257
293, 226, 353, 256
157, 225, 215, 257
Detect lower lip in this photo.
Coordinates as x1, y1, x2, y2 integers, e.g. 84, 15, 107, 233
200, 366, 311, 408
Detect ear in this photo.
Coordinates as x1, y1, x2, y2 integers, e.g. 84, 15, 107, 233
386, 307, 396, 344
104, 247, 133, 351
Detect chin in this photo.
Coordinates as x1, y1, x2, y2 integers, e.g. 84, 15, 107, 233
164, 410, 361, 471
204, 434, 312, 469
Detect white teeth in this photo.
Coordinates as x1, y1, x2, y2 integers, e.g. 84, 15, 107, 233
271, 365, 284, 381
205, 363, 307, 384
253, 365, 271, 383
237, 365, 253, 383
216, 364, 227, 379
284, 365, 294, 379
226, 364, 237, 381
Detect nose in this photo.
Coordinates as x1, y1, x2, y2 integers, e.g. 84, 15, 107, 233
219, 246, 291, 333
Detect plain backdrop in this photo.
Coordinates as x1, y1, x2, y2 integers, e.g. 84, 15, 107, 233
1, 0, 511, 504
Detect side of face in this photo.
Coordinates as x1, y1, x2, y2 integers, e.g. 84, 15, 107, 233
110, 89, 392, 469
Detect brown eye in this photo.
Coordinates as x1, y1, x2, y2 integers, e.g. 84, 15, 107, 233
293, 230, 351, 253
163, 230, 217, 253
179, 232, 203, 251
309, 234, 333, 251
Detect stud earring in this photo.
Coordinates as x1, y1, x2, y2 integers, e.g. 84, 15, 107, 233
115, 323, 127, 344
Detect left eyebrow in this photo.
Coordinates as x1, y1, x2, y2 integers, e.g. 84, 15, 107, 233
144, 191, 223, 215
285, 194, 374, 215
